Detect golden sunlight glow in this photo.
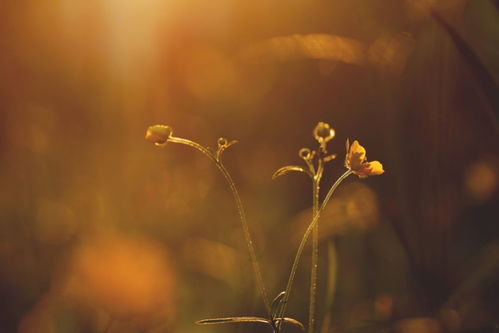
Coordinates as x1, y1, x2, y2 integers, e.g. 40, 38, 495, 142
394, 318, 442, 333
368, 33, 414, 74
102, 0, 170, 77
182, 238, 241, 286
374, 294, 394, 320
178, 45, 240, 100
62, 233, 175, 319
240, 34, 367, 66
292, 182, 380, 240
2, 0, 494, 332
465, 159, 498, 202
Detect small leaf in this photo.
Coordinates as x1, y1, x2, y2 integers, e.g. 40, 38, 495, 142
216, 138, 238, 161
323, 154, 337, 162
196, 316, 271, 326
270, 291, 286, 319
272, 165, 312, 180
280, 317, 305, 330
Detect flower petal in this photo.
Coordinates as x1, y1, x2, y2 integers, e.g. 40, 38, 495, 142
352, 161, 384, 178
346, 140, 367, 170
366, 161, 384, 176
352, 167, 370, 178
350, 140, 366, 162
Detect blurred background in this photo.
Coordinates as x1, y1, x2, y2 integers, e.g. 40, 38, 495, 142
0, 0, 498, 332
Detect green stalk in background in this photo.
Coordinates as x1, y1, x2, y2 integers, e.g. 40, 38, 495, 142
276, 170, 352, 326
273, 122, 337, 332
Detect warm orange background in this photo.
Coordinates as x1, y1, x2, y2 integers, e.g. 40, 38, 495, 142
0, 0, 497, 332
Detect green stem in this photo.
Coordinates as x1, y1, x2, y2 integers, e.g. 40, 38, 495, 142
308, 178, 320, 333
278, 170, 352, 323
167, 136, 271, 313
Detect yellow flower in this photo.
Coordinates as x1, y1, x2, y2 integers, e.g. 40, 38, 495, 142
345, 139, 384, 178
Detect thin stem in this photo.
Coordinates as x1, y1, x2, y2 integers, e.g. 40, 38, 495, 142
278, 170, 352, 323
167, 136, 271, 313
308, 178, 320, 333
308, 154, 325, 333
218, 162, 271, 313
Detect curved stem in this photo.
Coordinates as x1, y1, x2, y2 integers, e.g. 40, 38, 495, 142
167, 136, 271, 313
278, 170, 352, 323
217, 162, 271, 313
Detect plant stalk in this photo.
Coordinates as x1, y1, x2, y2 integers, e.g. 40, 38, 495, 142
167, 136, 271, 313
278, 170, 352, 323
308, 178, 320, 333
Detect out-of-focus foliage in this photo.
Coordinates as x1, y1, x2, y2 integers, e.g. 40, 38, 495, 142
0, 0, 498, 332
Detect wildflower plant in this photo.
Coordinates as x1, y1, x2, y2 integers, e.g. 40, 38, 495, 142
145, 122, 384, 333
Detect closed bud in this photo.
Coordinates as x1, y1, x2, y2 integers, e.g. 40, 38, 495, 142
145, 125, 173, 147
313, 122, 335, 143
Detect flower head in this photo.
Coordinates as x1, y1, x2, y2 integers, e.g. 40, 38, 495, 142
345, 139, 384, 178
145, 125, 173, 147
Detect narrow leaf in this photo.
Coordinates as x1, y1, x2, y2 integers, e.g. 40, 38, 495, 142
281, 317, 305, 330
323, 154, 337, 162
196, 316, 271, 326
270, 291, 286, 319
272, 165, 312, 180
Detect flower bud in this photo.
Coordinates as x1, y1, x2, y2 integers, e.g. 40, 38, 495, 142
299, 148, 313, 160
145, 125, 173, 147
313, 122, 335, 143
217, 137, 228, 147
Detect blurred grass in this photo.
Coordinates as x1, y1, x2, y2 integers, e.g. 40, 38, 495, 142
0, 0, 498, 332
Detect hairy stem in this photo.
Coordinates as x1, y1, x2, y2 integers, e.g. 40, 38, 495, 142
168, 136, 271, 313
278, 170, 352, 323
308, 178, 320, 333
